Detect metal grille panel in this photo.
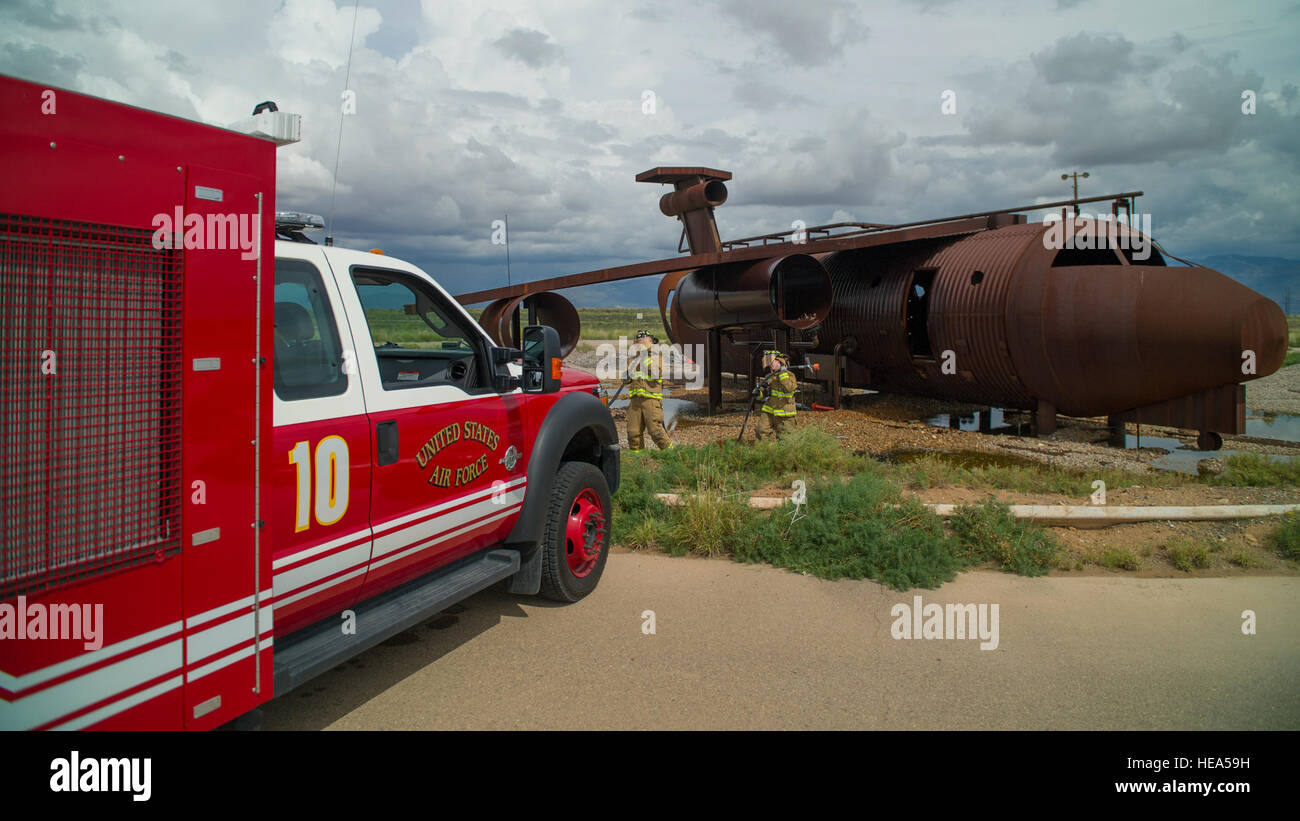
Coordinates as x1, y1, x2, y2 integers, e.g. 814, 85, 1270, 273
1, 214, 183, 598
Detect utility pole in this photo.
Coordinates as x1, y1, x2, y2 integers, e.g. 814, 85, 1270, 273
1062, 171, 1089, 215
504, 213, 511, 287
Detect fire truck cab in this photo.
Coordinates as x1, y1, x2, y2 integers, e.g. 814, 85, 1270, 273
0, 75, 619, 730
265, 231, 620, 683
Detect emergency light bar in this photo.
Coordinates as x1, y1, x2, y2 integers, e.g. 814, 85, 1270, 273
275, 212, 324, 233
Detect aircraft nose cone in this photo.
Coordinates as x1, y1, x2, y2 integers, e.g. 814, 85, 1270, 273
1012, 261, 1289, 417
1240, 294, 1288, 376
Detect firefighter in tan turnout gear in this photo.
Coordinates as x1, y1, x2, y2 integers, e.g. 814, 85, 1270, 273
755, 349, 797, 441
625, 330, 673, 453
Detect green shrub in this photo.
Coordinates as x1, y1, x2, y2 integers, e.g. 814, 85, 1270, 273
662, 493, 754, 557
733, 474, 963, 591
1266, 512, 1300, 560
624, 516, 669, 552
610, 458, 669, 545
1226, 548, 1261, 569
651, 427, 869, 493
1212, 453, 1300, 487
1099, 547, 1142, 570
1165, 538, 1212, 571
949, 501, 1059, 576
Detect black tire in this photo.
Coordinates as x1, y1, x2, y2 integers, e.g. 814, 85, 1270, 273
538, 461, 612, 602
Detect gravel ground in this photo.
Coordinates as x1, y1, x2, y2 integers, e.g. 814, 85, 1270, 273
566, 348, 1300, 475
602, 381, 1300, 474
1246, 362, 1300, 415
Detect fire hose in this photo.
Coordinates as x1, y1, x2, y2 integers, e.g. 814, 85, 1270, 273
606, 342, 675, 434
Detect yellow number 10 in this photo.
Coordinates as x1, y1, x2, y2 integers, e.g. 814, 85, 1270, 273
289, 436, 349, 532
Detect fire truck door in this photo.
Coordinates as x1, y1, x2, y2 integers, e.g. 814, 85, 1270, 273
179, 164, 274, 728
268, 247, 374, 640
330, 262, 529, 600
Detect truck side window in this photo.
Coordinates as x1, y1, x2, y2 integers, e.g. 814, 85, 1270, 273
273, 258, 348, 400
351, 267, 481, 390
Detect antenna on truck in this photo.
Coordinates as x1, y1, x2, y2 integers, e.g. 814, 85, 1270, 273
325, 0, 362, 247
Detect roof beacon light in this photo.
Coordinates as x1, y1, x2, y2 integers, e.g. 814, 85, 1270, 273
229, 100, 302, 146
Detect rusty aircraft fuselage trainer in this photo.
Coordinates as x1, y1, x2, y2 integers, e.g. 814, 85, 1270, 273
458, 167, 1288, 450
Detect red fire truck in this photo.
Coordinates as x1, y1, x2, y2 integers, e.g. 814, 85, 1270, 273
0, 75, 620, 729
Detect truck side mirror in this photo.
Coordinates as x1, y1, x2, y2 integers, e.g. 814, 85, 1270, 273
492, 345, 523, 365
489, 345, 522, 392
521, 325, 562, 394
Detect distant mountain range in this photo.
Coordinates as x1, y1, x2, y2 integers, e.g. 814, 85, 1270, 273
1194, 255, 1298, 314
557, 278, 662, 308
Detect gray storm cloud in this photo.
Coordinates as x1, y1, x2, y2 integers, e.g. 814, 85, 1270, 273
0, 0, 1296, 301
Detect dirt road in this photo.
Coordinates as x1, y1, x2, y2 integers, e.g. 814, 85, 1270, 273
260, 550, 1300, 730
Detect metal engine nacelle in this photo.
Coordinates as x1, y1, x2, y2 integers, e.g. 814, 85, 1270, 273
479, 291, 581, 358
673, 254, 833, 331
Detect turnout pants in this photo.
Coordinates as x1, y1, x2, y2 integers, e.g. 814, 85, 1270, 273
755, 410, 790, 441
627, 396, 673, 451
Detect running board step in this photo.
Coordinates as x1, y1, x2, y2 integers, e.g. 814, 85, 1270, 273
272, 549, 520, 696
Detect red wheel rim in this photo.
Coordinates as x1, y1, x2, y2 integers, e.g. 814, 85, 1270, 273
565, 488, 606, 578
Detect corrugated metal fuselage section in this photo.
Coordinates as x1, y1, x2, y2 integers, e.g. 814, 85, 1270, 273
662, 218, 1287, 428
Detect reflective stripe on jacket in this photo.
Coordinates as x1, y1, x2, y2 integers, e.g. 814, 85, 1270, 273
761, 370, 797, 416
628, 350, 663, 400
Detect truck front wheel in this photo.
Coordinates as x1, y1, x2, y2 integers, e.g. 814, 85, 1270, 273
538, 461, 611, 602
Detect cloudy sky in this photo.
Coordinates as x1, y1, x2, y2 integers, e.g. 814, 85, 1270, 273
3, 0, 1298, 305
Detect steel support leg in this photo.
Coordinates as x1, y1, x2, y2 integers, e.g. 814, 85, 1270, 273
707, 329, 721, 416
1036, 399, 1057, 436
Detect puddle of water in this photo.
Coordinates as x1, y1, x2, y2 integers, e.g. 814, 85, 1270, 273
920, 405, 1300, 475
923, 408, 1028, 433
608, 396, 701, 414
1245, 411, 1300, 442
885, 448, 1039, 470
926, 409, 1300, 444
1124, 433, 1297, 475
608, 395, 703, 429
1124, 433, 1206, 474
